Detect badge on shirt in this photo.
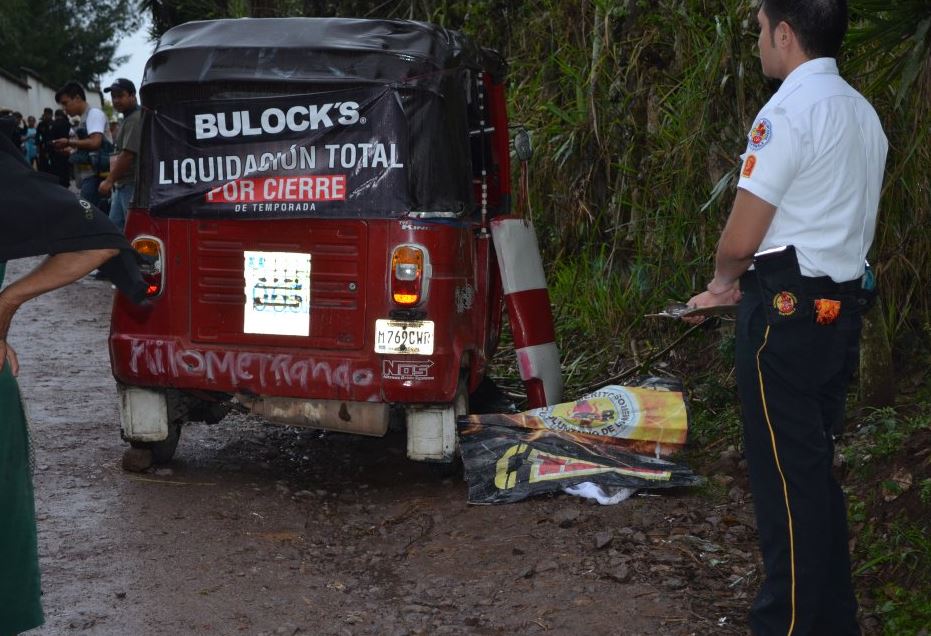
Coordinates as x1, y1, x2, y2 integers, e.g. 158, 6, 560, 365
814, 298, 841, 325
772, 291, 797, 316
741, 154, 757, 178
748, 118, 772, 150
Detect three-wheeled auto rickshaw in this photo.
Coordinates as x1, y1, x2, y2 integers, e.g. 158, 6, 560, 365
110, 17, 559, 466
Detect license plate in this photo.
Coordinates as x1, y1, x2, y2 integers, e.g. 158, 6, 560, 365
374, 319, 435, 355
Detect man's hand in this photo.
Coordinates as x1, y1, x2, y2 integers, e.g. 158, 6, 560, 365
0, 340, 19, 376
683, 285, 742, 325
0, 287, 20, 375
0, 292, 19, 374
99, 178, 114, 197
51, 137, 70, 149
681, 189, 776, 324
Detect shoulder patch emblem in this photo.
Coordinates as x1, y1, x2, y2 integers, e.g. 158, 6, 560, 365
741, 154, 757, 178
748, 118, 773, 150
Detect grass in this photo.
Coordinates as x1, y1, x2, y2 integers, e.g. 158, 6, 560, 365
919, 478, 931, 505
844, 403, 931, 634
850, 515, 931, 635
841, 405, 931, 473
874, 586, 931, 636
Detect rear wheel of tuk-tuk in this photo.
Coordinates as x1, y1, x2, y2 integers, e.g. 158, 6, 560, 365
129, 421, 182, 464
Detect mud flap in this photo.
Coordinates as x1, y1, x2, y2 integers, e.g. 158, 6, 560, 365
118, 385, 169, 442
406, 405, 457, 462
490, 216, 562, 407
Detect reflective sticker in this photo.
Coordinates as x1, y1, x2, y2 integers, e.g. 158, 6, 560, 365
742, 154, 757, 178
773, 291, 798, 316
243, 250, 311, 336
748, 118, 773, 150
814, 298, 841, 325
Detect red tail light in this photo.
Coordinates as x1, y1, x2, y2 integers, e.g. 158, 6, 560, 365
132, 236, 165, 298
390, 245, 429, 307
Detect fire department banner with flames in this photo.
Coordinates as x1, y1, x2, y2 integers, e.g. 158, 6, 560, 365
459, 378, 701, 504
146, 86, 409, 218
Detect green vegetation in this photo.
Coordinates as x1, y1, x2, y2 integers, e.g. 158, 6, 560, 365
0, 0, 142, 87
874, 586, 931, 636
844, 403, 930, 634
842, 405, 931, 470
919, 478, 931, 506
850, 514, 931, 635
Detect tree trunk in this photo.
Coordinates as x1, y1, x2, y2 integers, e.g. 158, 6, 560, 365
858, 298, 896, 409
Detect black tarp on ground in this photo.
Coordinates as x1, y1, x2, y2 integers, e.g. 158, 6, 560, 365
459, 426, 702, 505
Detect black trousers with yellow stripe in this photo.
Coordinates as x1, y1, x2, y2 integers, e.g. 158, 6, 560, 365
736, 275, 863, 636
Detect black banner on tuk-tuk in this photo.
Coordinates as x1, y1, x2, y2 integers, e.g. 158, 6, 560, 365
146, 87, 409, 218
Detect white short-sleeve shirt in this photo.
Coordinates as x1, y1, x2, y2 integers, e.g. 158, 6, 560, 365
737, 58, 888, 282
83, 107, 110, 139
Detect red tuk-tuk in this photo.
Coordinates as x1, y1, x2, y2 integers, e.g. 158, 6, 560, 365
109, 17, 523, 466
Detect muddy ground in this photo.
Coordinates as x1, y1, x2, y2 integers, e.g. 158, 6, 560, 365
6, 256, 772, 635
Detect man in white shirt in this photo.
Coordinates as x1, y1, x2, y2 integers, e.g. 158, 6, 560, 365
687, 1, 887, 634
52, 81, 112, 208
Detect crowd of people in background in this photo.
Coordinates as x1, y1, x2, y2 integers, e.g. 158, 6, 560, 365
1, 107, 78, 188
0, 78, 140, 236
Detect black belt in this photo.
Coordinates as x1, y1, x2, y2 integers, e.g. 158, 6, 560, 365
740, 270, 861, 295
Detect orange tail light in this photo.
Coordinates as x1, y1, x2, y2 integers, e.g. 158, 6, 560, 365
132, 236, 165, 298
390, 245, 429, 307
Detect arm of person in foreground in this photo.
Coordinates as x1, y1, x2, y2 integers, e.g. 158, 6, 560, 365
0, 248, 118, 375
683, 189, 777, 324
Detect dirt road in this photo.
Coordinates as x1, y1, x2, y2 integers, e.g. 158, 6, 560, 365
6, 257, 760, 635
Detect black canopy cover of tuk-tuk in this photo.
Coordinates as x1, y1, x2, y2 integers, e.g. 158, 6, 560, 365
140, 18, 506, 219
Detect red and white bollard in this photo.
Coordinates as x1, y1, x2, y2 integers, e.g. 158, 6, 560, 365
490, 216, 563, 408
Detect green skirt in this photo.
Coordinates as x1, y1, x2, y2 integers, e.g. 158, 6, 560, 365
0, 270, 44, 633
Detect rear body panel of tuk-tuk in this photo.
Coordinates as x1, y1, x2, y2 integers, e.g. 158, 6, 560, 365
110, 215, 502, 404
